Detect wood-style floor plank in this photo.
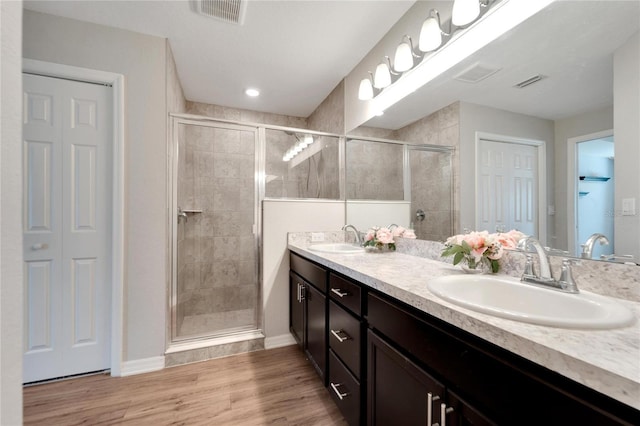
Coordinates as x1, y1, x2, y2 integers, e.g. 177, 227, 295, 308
23, 346, 347, 425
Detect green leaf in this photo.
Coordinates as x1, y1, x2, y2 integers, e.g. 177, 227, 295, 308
453, 252, 464, 265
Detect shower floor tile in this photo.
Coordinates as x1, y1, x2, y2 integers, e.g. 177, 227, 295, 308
178, 308, 256, 337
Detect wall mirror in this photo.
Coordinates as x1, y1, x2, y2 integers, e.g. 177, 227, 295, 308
349, 1, 639, 264
345, 137, 454, 242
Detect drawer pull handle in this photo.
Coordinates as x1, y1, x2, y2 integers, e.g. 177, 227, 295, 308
331, 288, 349, 298
330, 382, 349, 400
427, 393, 440, 426
330, 329, 351, 343
438, 403, 454, 426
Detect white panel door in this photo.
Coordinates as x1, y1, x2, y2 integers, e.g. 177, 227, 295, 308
23, 73, 112, 383
477, 139, 537, 236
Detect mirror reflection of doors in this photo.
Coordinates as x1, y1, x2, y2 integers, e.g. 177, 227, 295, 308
476, 138, 540, 240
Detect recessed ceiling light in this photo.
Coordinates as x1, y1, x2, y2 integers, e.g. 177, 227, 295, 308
245, 88, 260, 97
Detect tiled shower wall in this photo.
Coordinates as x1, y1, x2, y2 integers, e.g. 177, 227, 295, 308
393, 102, 460, 238
408, 149, 453, 241
265, 130, 340, 199
346, 139, 404, 200
176, 124, 257, 337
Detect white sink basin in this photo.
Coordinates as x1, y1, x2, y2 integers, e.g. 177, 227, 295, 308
308, 243, 364, 254
427, 275, 635, 329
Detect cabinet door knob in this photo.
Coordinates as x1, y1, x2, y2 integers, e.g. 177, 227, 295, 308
330, 329, 351, 343
31, 243, 49, 250
330, 382, 349, 400
300, 284, 305, 301
331, 288, 349, 298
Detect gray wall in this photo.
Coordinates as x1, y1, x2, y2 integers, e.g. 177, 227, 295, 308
23, 10, 169, 362
1, 1, 24, 423
614, 31, 640, 261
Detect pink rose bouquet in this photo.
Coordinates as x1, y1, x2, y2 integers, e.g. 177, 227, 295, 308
441, 229, 526, 273
364, 226, 417, 251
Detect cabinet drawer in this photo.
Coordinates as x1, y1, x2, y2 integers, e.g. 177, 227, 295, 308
329, 350, 361, 426
330, 300, 361, 379
290, 252, 327, 292
329, 273, 361, 315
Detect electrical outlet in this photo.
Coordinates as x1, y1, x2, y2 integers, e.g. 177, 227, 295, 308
311, 232, 325, 242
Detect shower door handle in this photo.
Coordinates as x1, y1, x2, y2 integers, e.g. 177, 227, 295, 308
178, 207, 188, 223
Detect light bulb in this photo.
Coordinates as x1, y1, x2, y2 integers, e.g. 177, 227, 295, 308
358, 77, 374, 100
419, 16, 442, 52
452, 0, 480, 27
374, 62, 392, 89
394, 41, 413, 72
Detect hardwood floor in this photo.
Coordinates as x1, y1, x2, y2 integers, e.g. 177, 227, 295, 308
24, 345, 348, 425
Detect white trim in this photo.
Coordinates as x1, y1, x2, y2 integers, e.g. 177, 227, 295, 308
566, 129, 614, 256
23, 59, 126, 377
475, 132, 547, 244
120, 356, 165, 377
264, 334, 297, 349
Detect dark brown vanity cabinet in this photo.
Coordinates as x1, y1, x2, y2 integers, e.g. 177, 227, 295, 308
327, 273, 364, 426
289, 252, 640, 426
367, 292, 639, 426
289, 253, 328, 382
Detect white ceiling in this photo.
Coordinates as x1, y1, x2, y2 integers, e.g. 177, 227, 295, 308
366, 0, 640, 129
24, 0, 415, 118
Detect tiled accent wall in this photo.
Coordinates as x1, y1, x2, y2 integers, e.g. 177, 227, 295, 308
307, 80, 345, 134
186, 101, 307, 129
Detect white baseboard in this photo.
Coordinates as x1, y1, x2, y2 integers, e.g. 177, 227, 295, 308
264, 333, 297, 349
119, 356, 165, 377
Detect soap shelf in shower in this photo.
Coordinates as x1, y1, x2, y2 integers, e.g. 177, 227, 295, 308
182, 209, 203, 214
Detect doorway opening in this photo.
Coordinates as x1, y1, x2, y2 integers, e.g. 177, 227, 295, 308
569, 132, 615, 258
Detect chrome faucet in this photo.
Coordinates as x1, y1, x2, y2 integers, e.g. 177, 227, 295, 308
387, 224, 399, 231
581, 233, 609, 259
342, 224, 362, 245
517, 237, 580, 293
517, 237, 553, 281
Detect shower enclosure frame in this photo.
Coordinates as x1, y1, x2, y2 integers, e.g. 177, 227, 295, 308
167, 114, 264, 351
345, 135, 455, 235
167, 113, 346, 353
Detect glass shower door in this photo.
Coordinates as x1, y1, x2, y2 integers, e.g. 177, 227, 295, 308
172, 119, 259, 342
408, 146, 453, 241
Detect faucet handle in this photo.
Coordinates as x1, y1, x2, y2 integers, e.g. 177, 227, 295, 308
558, 258, 580, 293
523, 254, 535, 277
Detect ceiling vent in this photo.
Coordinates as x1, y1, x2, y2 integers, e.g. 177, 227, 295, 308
191, 0, 247, 25
454, 63, 501, 84
514, 74, 546, 89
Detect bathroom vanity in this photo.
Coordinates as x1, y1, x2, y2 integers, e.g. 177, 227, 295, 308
288, 241, 640, 425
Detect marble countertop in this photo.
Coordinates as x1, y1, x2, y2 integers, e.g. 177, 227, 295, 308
288, 241, 640, 410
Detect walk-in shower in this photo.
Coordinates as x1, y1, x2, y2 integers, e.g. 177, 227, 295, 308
168, 115, 342, 353
170, 118, 260, 343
